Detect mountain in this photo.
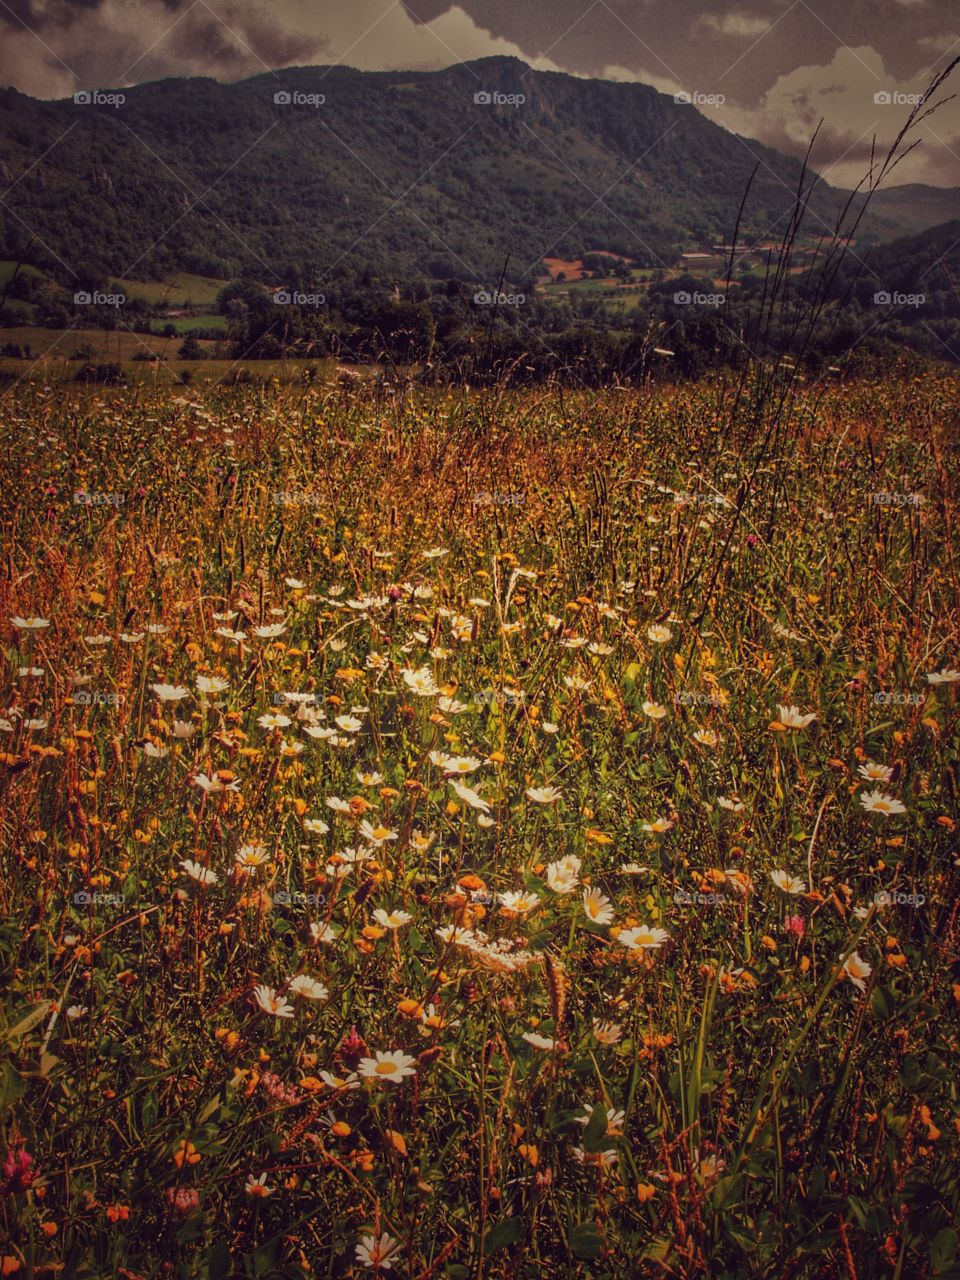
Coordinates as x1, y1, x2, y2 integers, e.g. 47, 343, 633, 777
867, 184, 960, 238
820, 216, 960, 328
0, 57, 896, 289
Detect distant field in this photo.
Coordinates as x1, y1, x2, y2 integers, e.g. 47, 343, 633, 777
0, 325, 215, 361
0, 344, 355, 387
2, 266, 229, 308
152, 314, 229, 335
112, 272, 230, 307
0, 260, 48, 286
542, 256, 587, 281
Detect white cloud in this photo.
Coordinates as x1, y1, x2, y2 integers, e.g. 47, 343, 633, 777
2, 1, 566, 99
307, 3, 567, 75
709, 44, 960, 185
700, 13, 772, 38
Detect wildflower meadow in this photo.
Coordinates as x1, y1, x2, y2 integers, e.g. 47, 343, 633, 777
0, 368, 958, 1278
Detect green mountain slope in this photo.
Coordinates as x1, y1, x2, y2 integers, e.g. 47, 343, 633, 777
0, 57, 885, 287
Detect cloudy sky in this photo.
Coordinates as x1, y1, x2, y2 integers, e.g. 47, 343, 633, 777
1, 0, 958, 186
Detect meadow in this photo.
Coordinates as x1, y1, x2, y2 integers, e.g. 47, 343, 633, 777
0, 368, 958, 1279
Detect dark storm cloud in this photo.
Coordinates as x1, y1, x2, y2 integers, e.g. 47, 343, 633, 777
396, 0, 960, 183
401, 0, 956, 107
0, 0, 327, 95
0, 0, 957, 184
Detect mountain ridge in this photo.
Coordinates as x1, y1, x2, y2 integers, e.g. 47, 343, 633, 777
0, 58, 951, 287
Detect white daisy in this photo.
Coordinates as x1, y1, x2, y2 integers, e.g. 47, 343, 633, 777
860, 790, 907, 817
288, 975, 329, 1001
358, 1050, 417, 1083
180, 859, 218, 886
253, 985, 294, 1018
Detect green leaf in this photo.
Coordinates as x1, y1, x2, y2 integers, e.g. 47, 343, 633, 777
141, 1091, 158, 1130
483, 1217, 523, 1254
870, 986, 894, 1021
206, 1242, 233, 1279
724, 1222, 757, 1253
250, 1239, 281, 1276
176, 1213, 206, 1243
899, 1055, 923, 1090
3, 1000, 52, 1046
581, 1103, 609, 1153
0, 1061, 25, 1113
931, 1229, 958, 1273
197, 1094, 220, 1124
711, 1174, 743, 1211
569, 1222, 603, 1260
847, 1195, 883, 1233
